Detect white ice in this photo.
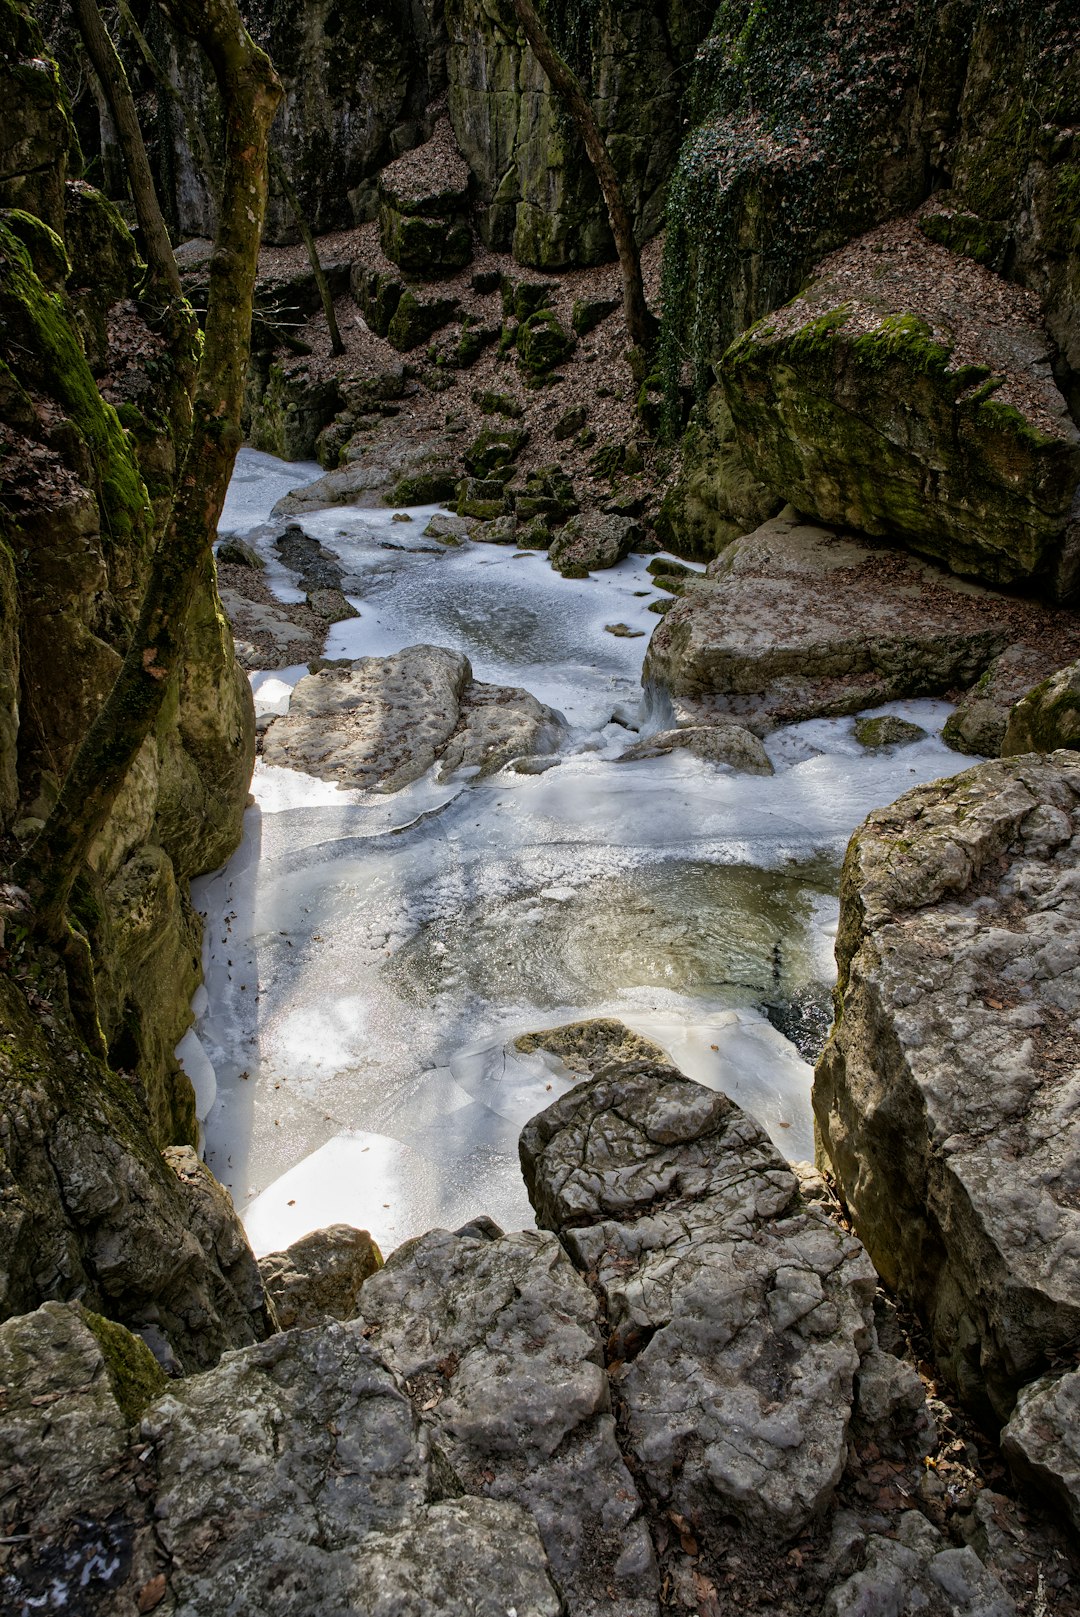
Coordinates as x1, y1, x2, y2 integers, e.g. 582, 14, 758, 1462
197, 449, 981, 1258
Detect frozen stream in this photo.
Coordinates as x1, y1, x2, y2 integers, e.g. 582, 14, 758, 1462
189, 449, 971, 1258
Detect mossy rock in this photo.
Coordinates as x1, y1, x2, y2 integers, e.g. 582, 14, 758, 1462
378, 205, 473, 276
456, 476, 509, 520
1001, 660, 1080, 756
81, 1307, 168, 1425
516, 309, 575, 375
572, 296, 620, 337
387, 289, 460, 352
554, 405, 587, 441
454, 320, 499, 367
500, 276, 558, 320
474, 389, 523, 419
464, 426, 528, 477
390, 469, 459, 504
350, 263, 404, 338
854, 715, 927, 749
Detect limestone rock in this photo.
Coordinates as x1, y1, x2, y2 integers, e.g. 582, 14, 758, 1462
1001, 659, 1080, 757
618, 722, 774, 773
643, 511, 1008, 734
357, 1224, 658, 1617
824, 1510, 1016, 1617
854, 715, 927, 749
514, 1017, 669, 1074
260, 1224, 383, 1330
550, 512, 640, 578
944, 644, 1071, 758
1001, 1369, 1080, 1538
262, 645, 562, 790
378, 119, 473, 276
720, 219, 1080, 598
521, 1062, 877, 1539
814, 752, 1080, 1422
274, 421, 460, 513
655, 386, 780, 561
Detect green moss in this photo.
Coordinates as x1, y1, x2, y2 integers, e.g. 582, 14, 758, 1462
80, 1307, 168, 1425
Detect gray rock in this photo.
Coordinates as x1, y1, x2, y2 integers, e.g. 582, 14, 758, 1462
423, 511, 471, 543
824, 1510, 1017, 1617
1001, 1368, 1080, 1538
814, 752, 1080, 1423
550, 512, 641, 577
216, 536, 263, 568
521, 1062, 877, 1539
945, 643, 1067, 757
259, 1223, 383, 1331
1002, 657, 1080, 757
357, 1224, 658, 1617
853, 715, 927, 749
643, 511, 1008, 734
262, 645, 562, 791
306, 586, 360, 622
618, 722, 774, 773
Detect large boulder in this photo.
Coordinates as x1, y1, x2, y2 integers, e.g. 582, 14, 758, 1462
378, 118, 473, 276
813, 752, 1080, 1423
521, 1061, 877, 1541
719, 218, 1080, 598
261, 644, 563, 789
642, 510, 1008, 733
356, 1224, 658, 1617
1001, 658, 1080, 757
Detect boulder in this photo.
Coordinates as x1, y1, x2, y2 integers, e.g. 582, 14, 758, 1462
720, 219, 1080, 598
259, 1224, 383, 1330
378, 120, 473, 276
517, 309, 576, 375
618, 722, 774, 773
944, 643, 1078, 758
549, 512, 640, 578
1001, 659, 1080, 757
521, 1062, 877, 1540
356, 1225, 658, 1616
814, 752, 1080, 1422
643, 511, 1008, 733
655, 387, 779, 561
824, 1510, 1017, 1617
853, 715, 926, 749
274, 423, 460, 513
1001, 1369, 1080, 1538
261, 645, 562, 790
513, 1017, 669, 1074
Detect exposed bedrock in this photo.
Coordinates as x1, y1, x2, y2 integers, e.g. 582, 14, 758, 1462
261, 643, 563, 789
521, 1060, 877, 1540
813, 752, 1080, 1427
719, 219, 1080, 599
641, 511, 1014, 734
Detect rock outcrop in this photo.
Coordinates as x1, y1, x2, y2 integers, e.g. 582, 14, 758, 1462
814, 752, 1080, 1423
719, 219, 1080, 598
642, 511, 1008, 733
261, 644, 563, 788
1001, 658, 1080, 757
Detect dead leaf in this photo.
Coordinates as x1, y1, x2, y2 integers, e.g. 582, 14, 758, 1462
138, 1575, 167, 1613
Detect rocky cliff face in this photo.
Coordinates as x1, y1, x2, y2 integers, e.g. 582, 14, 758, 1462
0, 0, 262, 1366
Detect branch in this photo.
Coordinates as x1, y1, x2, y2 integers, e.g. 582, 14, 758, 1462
270, 151, 345, 355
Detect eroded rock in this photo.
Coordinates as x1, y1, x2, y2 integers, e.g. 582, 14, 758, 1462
1001, 658, 1080, 757
1001, 1369, 1080, 1539
521, 1061, 877, 1539
814, 752, 1080, 1423
618, 722, 774, 773
260, 1224, 383, 1331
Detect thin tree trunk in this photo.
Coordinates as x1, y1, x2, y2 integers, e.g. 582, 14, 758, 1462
70, 0, 181, 301
509, 0, 653, 354
270, 151, 345, 355
116, 0, 223, 221
20, 0, 281, 952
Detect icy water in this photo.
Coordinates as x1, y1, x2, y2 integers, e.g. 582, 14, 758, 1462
189, 449, 971, 1257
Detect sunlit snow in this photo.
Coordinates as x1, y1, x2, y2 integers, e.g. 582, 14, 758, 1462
191, 448, 978, 1258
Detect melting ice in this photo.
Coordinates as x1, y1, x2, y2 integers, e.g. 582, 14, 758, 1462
189, 449, 979, 1257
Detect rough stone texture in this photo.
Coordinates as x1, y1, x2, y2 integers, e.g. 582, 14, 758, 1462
854, 715, 926, 750
514, 1017, 668, 1074
720, 220, 1080, 598
618, 722, 774, 773
824, 1510, 1016, 1617
274, 418, 461, 513
944, 644, 1065, 758
643, 511, 1007, 734
0, 1302, 564, 1617
357, 1224, 658, 1617
521, 1062, 877, 1540
262, 644, 562, 789
1001, 659, 1080, 758
446, 0, 712, 267
259, 1223, 383, 1330
378, 118, 474, 276
1001, 1369, 1080, 1539
813, 752, 1080, 1423
549, 511, 640, 578
655, 386, 780, 561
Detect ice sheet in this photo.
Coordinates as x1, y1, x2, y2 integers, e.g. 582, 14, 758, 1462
196, 450, 982, 1257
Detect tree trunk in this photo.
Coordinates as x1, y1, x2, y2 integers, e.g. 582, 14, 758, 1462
270, 151, 345, 355
509, 0, 653, 355
70, 0, 181, 302
19, 0, 281, 952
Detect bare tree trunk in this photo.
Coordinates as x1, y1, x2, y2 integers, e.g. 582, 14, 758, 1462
270, 151, 345, 355
88, 70, 126, 197
20, 0, 281, 958
70, 0, 181, 301
509, 0, 653, 355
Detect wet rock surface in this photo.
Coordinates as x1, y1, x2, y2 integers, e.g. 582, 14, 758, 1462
618, 722, 774, 773
814, 752, 1080, 1424
643, 511, 1009, 733
262, 643, 563, 789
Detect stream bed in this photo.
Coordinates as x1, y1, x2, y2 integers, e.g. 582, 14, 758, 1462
189, 449, 971, 1257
